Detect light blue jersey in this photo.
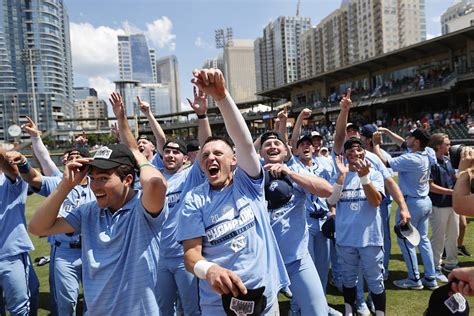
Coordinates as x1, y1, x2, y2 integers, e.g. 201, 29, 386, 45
0, 174, 33, 259
336, 169, 385, 248
177, 167, 289, 314
63, 191, 166, 315
387, 150, 430, 198
36, 176, 95, 244
160, 162, 205, 258
266, 157, 311, 264
151, 153, 164, 169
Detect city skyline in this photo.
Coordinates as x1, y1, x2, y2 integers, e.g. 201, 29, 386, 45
65, 0, 455, 112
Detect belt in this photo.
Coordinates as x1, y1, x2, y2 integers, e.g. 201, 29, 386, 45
54, 240, 82, 249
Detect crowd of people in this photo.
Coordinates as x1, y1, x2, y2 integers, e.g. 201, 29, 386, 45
1, 68, 474, 316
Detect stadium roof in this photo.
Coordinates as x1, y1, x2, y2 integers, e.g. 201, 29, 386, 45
258, 26, 474, 99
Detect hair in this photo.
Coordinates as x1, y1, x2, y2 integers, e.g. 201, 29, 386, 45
428, 133, 448, 151
115, 164, 136, 181
202, 136, 234, 152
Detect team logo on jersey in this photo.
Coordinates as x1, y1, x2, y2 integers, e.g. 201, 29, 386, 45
231, 235, 247, 252
230, 297, 254, 315
350, 202, 360, 211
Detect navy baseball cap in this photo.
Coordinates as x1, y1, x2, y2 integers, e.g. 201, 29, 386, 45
260, 131, 285, 147
163, 139, 188, 155
360, 124, 377, 138
264, 172, 294, 209
343, 137, 364, 151
296, 135, 312, 148
186, 140, 200, 152
425, 282, 469, 315
89, 144, 136, 170
222, 286, 267, 316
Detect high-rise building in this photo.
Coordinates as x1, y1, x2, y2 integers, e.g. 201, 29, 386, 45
298, 0, 426, 77
223, 39, 258, 103
202, 54, 224, 108
254, 16, 311, 92
156, 55, 181, 113
137, 83, 171, 115
74, 88, 107, 130
117, 33, 155, 83
0, 0, 74, 141
441, 0, 474, 34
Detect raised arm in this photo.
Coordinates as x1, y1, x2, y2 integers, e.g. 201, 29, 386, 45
371, 132, 389, 166
28, 158, 89, 236
187, 86, 212, 146
277, 107, 288, 144
290, 108, 312, 149
138, 96, 167, 156
0, 148, 19, 182
378, 127, 405, 147
23, 116, 61, 176
5, 151, 43, 191
110, 92, 167, 214
333, 89, 352, 155
192, 69, 260, 177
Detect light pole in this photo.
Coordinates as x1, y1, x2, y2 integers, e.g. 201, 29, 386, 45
21, 48, 40, 125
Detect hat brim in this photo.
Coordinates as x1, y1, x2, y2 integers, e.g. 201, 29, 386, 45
402, 222, 421, 246
88, 158, 123, 170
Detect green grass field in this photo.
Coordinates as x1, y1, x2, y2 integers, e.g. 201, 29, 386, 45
24, 194, 474, 315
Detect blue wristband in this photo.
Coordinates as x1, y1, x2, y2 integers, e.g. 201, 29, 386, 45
18, 159, 31, 174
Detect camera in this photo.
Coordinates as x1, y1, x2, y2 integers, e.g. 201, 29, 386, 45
449, 144, 473, 169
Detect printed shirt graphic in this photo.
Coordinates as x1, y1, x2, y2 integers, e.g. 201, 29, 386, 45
177, 167, 289, 313
387, 150, 430, 198
0, 174, 33, 259
336, 169, 385, 248
267, 157, 311, 264
160, 162, 206, 258
63, 191, 166, 315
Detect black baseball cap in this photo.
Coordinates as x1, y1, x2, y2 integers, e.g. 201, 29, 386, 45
410, 128, 430, 143
186, 140, 200, 152
360, 124, 377, 138
343, 137, 365, 151
296, 135, 312, 148
425, 282, 469, 315
222, 286, 267, 316
137, 134, 153, 142
89, 144, 136, 170
321, 217, 335, 240
163, 139, 188, 155
264, 172, 294, 209
65, 148, 91, 158
260, 131, 285, 147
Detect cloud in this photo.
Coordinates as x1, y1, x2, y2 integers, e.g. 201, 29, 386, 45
194, 36, 213, 49
431, 16, 441, 23
70, 23, 124, 79
145, 17, 176, 50
88, 76, 115, 101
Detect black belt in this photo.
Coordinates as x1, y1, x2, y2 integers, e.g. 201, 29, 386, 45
54, 240, 82, 249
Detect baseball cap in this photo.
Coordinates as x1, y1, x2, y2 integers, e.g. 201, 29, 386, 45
296, 135, 312, 148
321, 217, 335, 240
311, 131, 323, 139
137, 134, 153, 143
343, 137, 364, 152
163, 139, 188, 155
360, 124, 377, 138
346, 122, 359, 131
320, 146, 329, 153
221, 286, 267, 316
260, 131, 285, 147
65, 148, 91, 158
186, 140, 200, 152
394, 221, 420, 246
264, 172, 294, 209
425, 282, 469, 315
89, 144, 136, 170
410, 128, 430, 143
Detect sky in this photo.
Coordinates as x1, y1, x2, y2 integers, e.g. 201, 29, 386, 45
64, 0, 456, 112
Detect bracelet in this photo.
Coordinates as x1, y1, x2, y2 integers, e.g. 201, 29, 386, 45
18, 159, 31, 174
360, 174, 371, 185
138, 162, 154, 169
197, 113, 207, 119
194, 260, 216, 279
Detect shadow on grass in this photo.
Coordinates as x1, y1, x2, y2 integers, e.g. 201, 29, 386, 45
38, 292, 85, 315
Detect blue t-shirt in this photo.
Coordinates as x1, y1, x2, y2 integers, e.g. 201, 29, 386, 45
0, 174, 33, 260
37, 176, 96, 244
63, 191, 166, 315
176, 167, 290, 314
160, 162, 206, 258
336, 169, 385, 248
151, 153, 164, 170
387, 150, 430, 198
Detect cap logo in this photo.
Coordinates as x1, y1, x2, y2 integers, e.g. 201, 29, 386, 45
94, 147, 113, 159
269, 181, 278, 192
230, 297, 254, 315
444, 293, 467, 313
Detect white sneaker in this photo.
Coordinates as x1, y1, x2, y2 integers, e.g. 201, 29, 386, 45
435, 270, 448, 283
